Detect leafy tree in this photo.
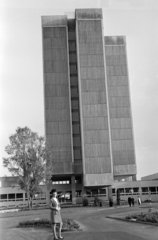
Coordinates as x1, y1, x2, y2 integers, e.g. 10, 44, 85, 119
3, 127, 46, 208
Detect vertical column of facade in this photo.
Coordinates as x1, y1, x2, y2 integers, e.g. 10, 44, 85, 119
42, 16, 74, 175
104, 36, 137, 180
68, 20, 83, 175
76, 9, 113, 187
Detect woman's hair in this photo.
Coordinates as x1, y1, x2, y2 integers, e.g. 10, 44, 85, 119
50, 189, 57, 195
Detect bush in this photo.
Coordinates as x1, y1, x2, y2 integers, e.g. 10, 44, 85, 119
109, 198, 113, 207
125, 211, 158, 224
82, 197, 89, 207
144, 199, 152, 203
18, 218, 81, 231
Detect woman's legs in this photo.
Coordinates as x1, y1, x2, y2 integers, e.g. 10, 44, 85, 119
58, 222, 63, 238
51, 223, 58, 239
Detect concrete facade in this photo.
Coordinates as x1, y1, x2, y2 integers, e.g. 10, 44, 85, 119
1, 177, 158, 207
76, 9, 113, 187
42, 16, 74, 175
104, 36, 137, 180
41, 9, 137, 201
141, 173, 158, 181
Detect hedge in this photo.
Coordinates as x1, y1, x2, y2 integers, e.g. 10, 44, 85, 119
125, 211, 158, 224
18, 218, 81, 231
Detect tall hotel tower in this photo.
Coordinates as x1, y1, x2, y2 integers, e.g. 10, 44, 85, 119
42, 9, 137, 203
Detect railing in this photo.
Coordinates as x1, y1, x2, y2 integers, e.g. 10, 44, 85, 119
0, 197, 46, 202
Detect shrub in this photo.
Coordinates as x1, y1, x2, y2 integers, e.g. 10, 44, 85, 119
18, 218, 81, 231
144, 199, 152, 203
82, 197, 89, 206
125, 211, 158, 224
109, 198, 113, 207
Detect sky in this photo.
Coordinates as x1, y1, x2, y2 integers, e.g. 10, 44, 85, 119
0, 0, 158, 180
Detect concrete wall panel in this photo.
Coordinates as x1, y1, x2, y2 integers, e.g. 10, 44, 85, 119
109, 97, 130, 107
85, 157, 111, 174
83, 117, 109, 130
85, 143, 110, 158
105, 36, 136, 174
81, 79, 105, 92
109, 107, 131, 118
84, 130, 109, 144
83, 173, 113, 187
107, 76, 128, 86
113, 150, 135, 165
112, 140, 134, 151
110, 118, 132, 129
82, 104, 107, 117
42, 25, 73, 174
109, 86, 129, 97
114, 164, 136, 176
111, 129, 133, 140
45, 97, 69, 110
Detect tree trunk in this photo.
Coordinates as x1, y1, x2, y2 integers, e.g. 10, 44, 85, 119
30, 197, 33, 209
27, 191, 31, 209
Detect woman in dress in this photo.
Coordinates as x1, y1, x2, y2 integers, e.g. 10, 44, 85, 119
50, 189, 64, 240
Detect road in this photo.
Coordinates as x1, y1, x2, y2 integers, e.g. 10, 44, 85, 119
0, 205, 157, 240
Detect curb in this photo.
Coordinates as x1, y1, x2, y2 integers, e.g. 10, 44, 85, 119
106, 215, 158, 227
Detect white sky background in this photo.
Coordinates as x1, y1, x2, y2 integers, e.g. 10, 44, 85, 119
0, 0, 158, 180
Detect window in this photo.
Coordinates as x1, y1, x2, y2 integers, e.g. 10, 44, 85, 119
86, 190, 91, 196
65, 191, 71, 200
91, 189, 98, 196
149, 187, 156, 194
74, 149, 82, 160
118, 188, 124, 194
141, 187, 148, 194
8, 194, 15, 201
112, 188, 116, 194
75, 177, 82, 184
72, 101, 79, 110
16, 193, 23, 199
100, 189, 106, 195
72, 112, 80, 123
76, 190, 82, 196
133, 188, 139, 194
0, 194, 7, 201
125, 188, 131, 194
69, 41, 76, 51
52, 180, 70, 185
73, 136, 81, 147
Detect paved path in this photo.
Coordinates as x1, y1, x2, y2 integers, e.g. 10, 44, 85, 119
0, 205, 158, 240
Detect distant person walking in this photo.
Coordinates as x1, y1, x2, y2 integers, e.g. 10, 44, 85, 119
137, 196, 141, 206
128, 196, 132, 207
131, 196, 135, 206
50, 189, 64, 240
